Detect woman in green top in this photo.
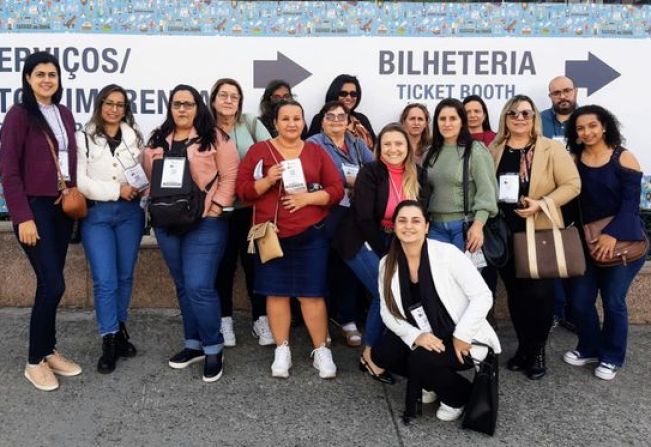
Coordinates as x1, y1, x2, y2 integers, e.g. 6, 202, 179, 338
210, 78, 273, 348
422, 98, 497, 254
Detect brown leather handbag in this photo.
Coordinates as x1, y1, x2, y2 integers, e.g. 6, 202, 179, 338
583, 217, 648, 267
44, 132, 88, 220
513, 197, 585, 279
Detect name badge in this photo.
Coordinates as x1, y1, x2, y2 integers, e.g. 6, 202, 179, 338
466, 249, 487, 269
281, 159, 307, 194
160, 157, 186, 188
498, 172, 519, 203
341, 163, 359, 187
59, 150, 71, 181
408, 304, 432, 333
124, 164, 150, 191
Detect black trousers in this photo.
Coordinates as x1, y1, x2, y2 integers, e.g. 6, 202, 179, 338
498, 256, 554, 351
15, 197, 73, 364
372, 330, 472, 408
215, 207, 266, 320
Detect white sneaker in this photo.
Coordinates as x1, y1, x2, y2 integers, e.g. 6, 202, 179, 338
594, 362, 618, 381
271, 342, 291, 379
221, 317, 236, 348
563, 350, 599, 367
252, 316, 275, 346
422, 389, 437, 404
311, 344, 337, 379
436, 402, 464, 421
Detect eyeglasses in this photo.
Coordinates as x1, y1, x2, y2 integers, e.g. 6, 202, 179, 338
549, 87, 574, 98
216, 92, 241, 102
338, 90, 359, 99
324, 112, 347, 122
271, 93, 293, 102
506, 110, 535, 120
171, 101, 196, 110
102, 101, 126, 110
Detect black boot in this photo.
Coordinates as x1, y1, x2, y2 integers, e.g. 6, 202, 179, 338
116, 322, 137, 358
527, 345, 546, 380
506, 346, 529, 372
98, 334, 117, 374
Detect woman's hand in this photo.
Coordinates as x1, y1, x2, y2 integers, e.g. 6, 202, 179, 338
452, 336, 472, 365
281, 193, 312, 213
414, 333, 446, 353
266, 163, 284, 186
514, 197, 541, 219
120, 185, 139, 201
466, 220, 484, 253
206, 203, 223, 218
590, 233, 617, 261
18, 220, 39, 246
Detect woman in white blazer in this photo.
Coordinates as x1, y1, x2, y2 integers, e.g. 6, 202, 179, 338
77, 84, 145, 374
373, 200, 500, 422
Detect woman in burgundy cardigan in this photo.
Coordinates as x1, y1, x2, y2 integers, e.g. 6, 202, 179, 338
237, 99, 344, 380
0, 51, 82, 391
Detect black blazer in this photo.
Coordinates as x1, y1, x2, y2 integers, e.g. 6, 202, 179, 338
332, 161, 430, 260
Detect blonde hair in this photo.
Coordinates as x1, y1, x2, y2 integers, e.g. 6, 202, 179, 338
374, 123, 420, 200
493, 94, 543, 147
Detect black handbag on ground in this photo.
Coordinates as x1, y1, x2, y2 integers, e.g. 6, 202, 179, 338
462, 343, 499, 436
149, 145, 217, 235
461, 147, 510, 267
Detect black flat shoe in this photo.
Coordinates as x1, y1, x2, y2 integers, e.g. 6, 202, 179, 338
507, 349, 529, 372
359, 357, 395, 385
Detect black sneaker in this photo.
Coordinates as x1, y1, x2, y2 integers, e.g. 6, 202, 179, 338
168, 348, 205, 369
97, 334, 117, 374
203, 352, 224, 382
116, 322, 137, 358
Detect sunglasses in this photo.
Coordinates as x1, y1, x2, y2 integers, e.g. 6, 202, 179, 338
324, 112, 347, 122
338, 90, 359, 99
171, 101, 196, 110
506, 110, 535, 120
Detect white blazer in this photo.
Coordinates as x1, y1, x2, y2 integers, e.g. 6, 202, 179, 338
76, 122, 143, 201
379, 239, 501, 357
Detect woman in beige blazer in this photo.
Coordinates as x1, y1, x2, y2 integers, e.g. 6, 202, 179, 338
489, 94, 580, 380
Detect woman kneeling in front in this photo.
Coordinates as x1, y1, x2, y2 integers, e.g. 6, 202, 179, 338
373, 200, 500, 421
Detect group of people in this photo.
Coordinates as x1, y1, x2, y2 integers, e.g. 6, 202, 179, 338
0, 52, 645, 424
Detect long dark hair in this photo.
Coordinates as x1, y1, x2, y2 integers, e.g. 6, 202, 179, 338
259, 79, 292, 136
210, 78, 244, 123
86, 84, 143, 147
148, 84, 216, 152
324, 74, 362, 111
382, 200, 430, 320
422, 98, 474, 168
20, 51, 64, 133
462, 95, 493, 132
566, 105, 623, 156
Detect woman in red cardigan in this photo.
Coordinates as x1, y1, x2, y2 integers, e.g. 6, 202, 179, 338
237, 99, 344, 380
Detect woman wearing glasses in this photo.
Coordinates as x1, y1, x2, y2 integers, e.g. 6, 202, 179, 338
209, 78, 273, 348
77, 84, 145, 374
143, 84, 239, 383
399, 104, 430, 166
489, 95, 580, 380
307, 101, 374, 347
307, 74, 375, 147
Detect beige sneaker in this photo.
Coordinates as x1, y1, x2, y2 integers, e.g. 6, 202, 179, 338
46, 350, 82, 376
24, 361, 59, 391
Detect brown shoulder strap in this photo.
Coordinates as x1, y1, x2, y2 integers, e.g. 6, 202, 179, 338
43, 131, 67, 192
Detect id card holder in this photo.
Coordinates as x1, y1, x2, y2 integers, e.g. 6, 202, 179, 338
466, 249, 487, 269
160, 157, 186, 188
408, 304, 432, 333
281, 158, 307, 194
58, 150, 71, 181
124, 164, 150, 191
498, 172, 519, 203
341, 163, 359, 187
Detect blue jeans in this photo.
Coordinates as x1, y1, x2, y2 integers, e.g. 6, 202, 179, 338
81, 200, 144, 336
155, 217, 227, 355
345, 241, 388, 348
568, 256, 644, 367
427, 219, 465, 251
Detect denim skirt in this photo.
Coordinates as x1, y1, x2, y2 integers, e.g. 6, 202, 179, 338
254, 222, 328, 297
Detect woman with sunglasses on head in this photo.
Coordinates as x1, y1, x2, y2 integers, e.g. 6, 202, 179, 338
307, 101, 374, 347
463, 95, 497, 147
333, 123, 429, 384
423, 98, 497, 254
489, 95, 580, 380
237, 99, 344, 380
563, 105, 645, 381
210, 78, 273, 348
373, 200, 500, 422
0, 51, 81, 391
76, 84, 145, 374
143, 84, 239, 383
400, 103, 431, 166
307, 74, 375, 148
